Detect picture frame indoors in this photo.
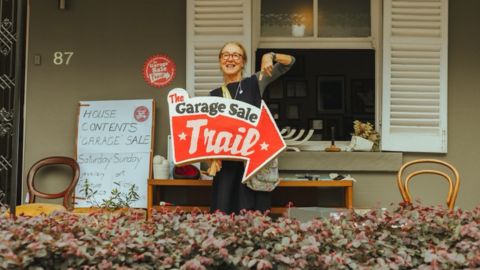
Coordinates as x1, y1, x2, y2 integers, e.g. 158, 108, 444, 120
317, 75, 345, 114
267, 79, 284, 99
351, 79, 375, 113
287, 104, 299, 120
310, 119, 323, 130
324, 116, 344, 141
286, 79, 308, 98
309, 119, 324, 141
267, 103, 280, 120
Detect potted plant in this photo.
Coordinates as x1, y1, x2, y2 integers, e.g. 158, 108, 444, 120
346, 120, 381, 152
291, 13, 306, 37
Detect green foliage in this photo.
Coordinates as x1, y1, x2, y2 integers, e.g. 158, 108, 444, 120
1, 202, 480, 269
79, 179, 140, 211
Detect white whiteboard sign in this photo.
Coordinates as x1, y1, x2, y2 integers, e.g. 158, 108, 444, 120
75, 99, 155, 208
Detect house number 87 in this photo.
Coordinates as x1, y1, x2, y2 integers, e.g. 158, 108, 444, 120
53, 52, 74, 65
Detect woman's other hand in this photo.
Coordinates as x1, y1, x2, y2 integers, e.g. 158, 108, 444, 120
207, 159, 222, 175
259, 53, 275, 80
259, 52, 293, 81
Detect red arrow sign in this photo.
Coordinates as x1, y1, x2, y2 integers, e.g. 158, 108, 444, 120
168, 88, 286, 183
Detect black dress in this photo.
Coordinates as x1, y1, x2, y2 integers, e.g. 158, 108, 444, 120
209, 58, 295, 214
209, 76, 271, 214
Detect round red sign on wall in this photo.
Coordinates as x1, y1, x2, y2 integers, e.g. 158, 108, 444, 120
143, 54, 176, 87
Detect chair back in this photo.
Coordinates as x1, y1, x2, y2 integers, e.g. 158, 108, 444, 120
26, 156, 80, 211
397, 159, 460, 209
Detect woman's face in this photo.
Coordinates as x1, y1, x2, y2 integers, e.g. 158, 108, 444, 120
219, 43, 246, 77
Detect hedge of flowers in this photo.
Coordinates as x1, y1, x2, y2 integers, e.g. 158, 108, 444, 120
1, 201, 480, 269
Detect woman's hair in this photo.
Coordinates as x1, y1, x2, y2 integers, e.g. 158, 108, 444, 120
219, 42, 247, 74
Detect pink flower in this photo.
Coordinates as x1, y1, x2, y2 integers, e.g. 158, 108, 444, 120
219, 248, 229, 258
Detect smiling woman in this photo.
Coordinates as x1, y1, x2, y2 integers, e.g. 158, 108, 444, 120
208, 41, 296, 215
218, 42, 248, 83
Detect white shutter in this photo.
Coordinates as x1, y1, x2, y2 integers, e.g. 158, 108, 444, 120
382, 0, 448, 153
186, 0, 252, 97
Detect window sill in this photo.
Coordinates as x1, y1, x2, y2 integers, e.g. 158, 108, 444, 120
278, 151, 403, 172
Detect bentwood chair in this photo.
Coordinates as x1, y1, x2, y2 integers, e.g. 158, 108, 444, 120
397, 159, 460, 209
16, 156, 80, 215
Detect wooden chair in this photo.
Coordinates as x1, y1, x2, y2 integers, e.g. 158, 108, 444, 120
16, 156, 80, 215
397, 159, 460, 209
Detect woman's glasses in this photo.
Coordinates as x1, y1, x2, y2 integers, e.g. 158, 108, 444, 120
220, 53, 243, 60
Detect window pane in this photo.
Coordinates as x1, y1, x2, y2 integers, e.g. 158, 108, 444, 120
261, 0, 314, 37
318, 0, 371, 37
256, 48, 375, 142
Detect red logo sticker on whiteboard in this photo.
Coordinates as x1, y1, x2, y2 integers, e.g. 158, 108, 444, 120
143, 54, 176, 87
134, 106, 149, 122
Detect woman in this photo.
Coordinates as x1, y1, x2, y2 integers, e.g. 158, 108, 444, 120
209, 42, 295, 214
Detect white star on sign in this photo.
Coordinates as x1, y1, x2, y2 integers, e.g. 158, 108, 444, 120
260, 141, 269, 151
178, 132, 187, 140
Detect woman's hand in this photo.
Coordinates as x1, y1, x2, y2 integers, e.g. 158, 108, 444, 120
259, 53, 275, 81
207, 159, 222, 176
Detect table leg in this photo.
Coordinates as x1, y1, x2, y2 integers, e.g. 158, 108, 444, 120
345, 186, 353, 208
147, 184, 153, 219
